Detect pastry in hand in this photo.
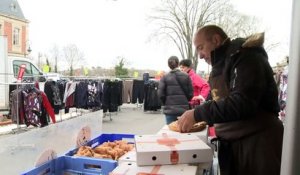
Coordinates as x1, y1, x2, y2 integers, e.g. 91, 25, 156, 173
168, 121, 207, 133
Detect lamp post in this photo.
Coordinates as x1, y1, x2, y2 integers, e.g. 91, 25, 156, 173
25, 40, 32, 58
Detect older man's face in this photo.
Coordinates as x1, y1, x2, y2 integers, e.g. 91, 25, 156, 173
194, 33, 217, 65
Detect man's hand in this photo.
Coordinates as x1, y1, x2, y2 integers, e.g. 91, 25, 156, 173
177, 109, 196, 133
191, 95, 205, 102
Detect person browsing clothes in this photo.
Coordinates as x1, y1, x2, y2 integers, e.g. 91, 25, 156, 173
158, 56, 193, 124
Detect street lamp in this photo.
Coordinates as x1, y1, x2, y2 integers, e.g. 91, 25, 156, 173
27, 45, 32, 53
25, 40, 32, 58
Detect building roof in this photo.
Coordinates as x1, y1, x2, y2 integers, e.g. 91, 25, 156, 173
0, 0, 26, 21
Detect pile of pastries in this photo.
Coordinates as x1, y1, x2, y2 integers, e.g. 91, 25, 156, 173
75, 140, 134, 160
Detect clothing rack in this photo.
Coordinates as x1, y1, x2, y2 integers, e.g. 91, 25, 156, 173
120, 77, 141, 80
73, 77, 103, 81
66, 75, 115, 80
47, 76, 123, 122
0, 82, 35, 134
61, 78, 105, 120
103, 112, 113, 121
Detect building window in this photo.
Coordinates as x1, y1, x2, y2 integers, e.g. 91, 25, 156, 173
13, 27, 20, 45
10, 3, 17, 12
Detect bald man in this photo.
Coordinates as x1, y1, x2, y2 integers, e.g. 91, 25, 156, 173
178, 25, 283, 175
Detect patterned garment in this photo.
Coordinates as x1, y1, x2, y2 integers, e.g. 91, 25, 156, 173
278, 65, 288, 123
23, 90, 42, 127
87, 82, 98, 106
51, 83, 62, 106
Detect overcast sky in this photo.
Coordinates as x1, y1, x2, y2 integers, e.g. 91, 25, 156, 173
18, 0, 293, 72
232, 0, 292, 65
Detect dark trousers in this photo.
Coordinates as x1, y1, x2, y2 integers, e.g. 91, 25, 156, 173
144, 81, 161, 111
102, 81, 120, 112
132, 80, 144, 104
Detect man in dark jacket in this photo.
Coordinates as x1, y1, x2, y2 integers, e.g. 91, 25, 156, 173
178, 25, 283, 175
158, 56, 193, 124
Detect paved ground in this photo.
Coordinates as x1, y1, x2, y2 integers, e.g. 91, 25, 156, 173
102, 104, 165, 135
0, 104, 165, 175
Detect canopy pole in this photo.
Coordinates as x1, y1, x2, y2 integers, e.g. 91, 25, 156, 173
280, 1, 300, 174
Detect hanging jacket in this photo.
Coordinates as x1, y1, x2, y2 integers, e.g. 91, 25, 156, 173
41, 92, 56, 123
44, 80, 62, 114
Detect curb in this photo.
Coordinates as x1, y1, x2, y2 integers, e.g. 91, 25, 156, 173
0, 119, 12, 126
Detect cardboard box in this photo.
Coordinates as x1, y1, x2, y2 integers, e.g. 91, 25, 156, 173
118, 149, 212, 174
135, 134, 213, 166
110, 162, 198, 175
118, 149, 136, 164
157, 125, 208, 143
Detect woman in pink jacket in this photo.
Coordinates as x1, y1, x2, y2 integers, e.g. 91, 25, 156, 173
179, 59, 210, 108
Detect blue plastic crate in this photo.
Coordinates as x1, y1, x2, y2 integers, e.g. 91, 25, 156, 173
22, 156, 117, 175
66, 133, 135, 157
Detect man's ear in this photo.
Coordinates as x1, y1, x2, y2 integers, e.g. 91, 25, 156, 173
212, 34, 222, 46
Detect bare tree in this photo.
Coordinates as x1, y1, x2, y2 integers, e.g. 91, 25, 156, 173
37, 52, 43, 69
49, 44, 60, 73
148, 0, 261, 70
265, 42, 280, 52
214, 4, 261, 38
149, 0, 228, 69
63, 44, 85, 76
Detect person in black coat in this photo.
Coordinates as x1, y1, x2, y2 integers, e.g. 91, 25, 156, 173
178, 25, 283, 175
158, 56, 193, 124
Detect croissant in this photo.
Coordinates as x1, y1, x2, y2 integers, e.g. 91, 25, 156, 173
72, 140, 135, 160
76, 146, 94, 157
94, 146, 112, 154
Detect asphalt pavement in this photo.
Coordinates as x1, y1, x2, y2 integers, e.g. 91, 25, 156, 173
102, 104, 165, 135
